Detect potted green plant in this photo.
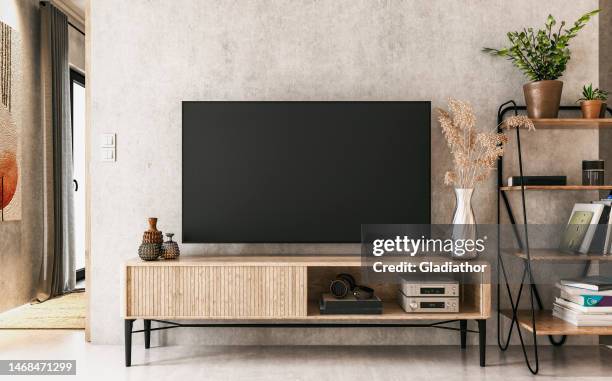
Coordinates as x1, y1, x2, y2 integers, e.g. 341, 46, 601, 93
577, 84, 608, 119
483, 10, 599, 118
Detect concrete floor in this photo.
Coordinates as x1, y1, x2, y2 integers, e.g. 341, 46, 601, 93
0, 331, 611, 380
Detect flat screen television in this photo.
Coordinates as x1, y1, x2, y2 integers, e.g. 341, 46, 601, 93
182, 101, 430, 243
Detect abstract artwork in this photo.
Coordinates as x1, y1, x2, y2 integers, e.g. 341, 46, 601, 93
0, 20, 20, 221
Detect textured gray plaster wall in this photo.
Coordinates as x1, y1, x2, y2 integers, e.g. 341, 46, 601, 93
89, 0, 600, 344
600, 1, 612, 191
0, 0, 43, 313
601, 0, 612, 91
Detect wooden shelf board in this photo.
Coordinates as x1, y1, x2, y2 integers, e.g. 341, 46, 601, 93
501, 310, 612, 335
306, 301, 486, 321
126, 302, 486, 322
500, 185, 612, 191
503, 248, 612, 262
531, 118, 612, 129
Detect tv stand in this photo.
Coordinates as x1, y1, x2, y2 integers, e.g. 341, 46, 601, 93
122, 255, 490, 367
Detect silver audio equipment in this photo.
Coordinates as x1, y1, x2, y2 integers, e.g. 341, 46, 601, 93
397, 294, 459, 313
399, 274, 459, 297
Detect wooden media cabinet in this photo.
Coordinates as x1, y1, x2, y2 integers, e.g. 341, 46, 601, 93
123, 255, 490, 366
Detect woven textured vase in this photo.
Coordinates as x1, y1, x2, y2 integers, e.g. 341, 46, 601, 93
161, 233, 180, 260
142, 217, 163, 244
138, 243, 160, 261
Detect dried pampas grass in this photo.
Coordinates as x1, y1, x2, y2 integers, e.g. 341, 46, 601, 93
438, 99, 534, 188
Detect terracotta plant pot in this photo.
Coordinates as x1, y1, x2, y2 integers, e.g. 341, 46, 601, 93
580, 100, 604, 119
523, 80, 563, 118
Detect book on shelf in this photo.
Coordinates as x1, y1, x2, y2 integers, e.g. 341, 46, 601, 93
555, 297, 612, 313
553, 304, 612, 326
319, 294, 383, 315
605, 207, 612, 255
559, 289, 612, 306
560, 276, 612, 291
591, 201, 612, 254
506, 175, 566, 186
559, 203, 607, 254
556, 282, 612, 296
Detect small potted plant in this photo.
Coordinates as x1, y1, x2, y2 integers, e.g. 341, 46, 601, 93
483, 10, 599, 118
577, 84, 608, 119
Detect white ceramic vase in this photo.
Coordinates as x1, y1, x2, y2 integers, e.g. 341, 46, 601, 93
451, 188, 478, 259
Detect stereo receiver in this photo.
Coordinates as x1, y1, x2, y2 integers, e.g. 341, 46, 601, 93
399, 274, 459, 297
397, 295, 459, 313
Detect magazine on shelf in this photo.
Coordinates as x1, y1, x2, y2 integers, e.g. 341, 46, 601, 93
555, 297, 612, 313
560, 289, 612, 306
553, 304, 612, 326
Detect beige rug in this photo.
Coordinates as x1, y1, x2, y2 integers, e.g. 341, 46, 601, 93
0, 292, 86, 329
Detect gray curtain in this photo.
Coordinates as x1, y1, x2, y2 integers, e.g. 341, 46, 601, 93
36, 2, 74, 301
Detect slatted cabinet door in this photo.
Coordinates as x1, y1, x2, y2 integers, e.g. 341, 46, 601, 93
125, 265, 307, 319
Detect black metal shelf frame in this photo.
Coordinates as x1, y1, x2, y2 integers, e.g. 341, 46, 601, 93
496, 101, 612, 375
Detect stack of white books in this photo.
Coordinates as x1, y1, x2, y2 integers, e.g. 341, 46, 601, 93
553, 276, 612, 326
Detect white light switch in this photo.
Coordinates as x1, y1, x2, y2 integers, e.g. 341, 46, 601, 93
100, 133, 116, 162
101, 148, 115, 162
101, 133, 116, 147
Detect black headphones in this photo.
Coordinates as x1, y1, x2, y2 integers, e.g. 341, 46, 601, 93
329, 273, 375, 300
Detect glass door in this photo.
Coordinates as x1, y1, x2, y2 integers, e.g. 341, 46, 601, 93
70, 69, 86, 285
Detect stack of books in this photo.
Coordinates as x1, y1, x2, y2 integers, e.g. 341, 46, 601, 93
553, 276, 612, 326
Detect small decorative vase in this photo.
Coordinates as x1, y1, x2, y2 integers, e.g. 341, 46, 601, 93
138, 243, 160, 261
161, 233, 180, 259
142, 217, 163, 244
451, 188, 478, 259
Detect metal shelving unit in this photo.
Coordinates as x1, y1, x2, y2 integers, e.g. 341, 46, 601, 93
496, 101, 612, 374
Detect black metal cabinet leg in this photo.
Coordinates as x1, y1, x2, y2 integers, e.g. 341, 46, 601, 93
125, 319, 135, 367
144, 320, 151, 349
460, 320, 467, 349
478, 319, 486, 367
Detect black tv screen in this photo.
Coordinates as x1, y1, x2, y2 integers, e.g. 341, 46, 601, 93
182, 101, 430, 243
